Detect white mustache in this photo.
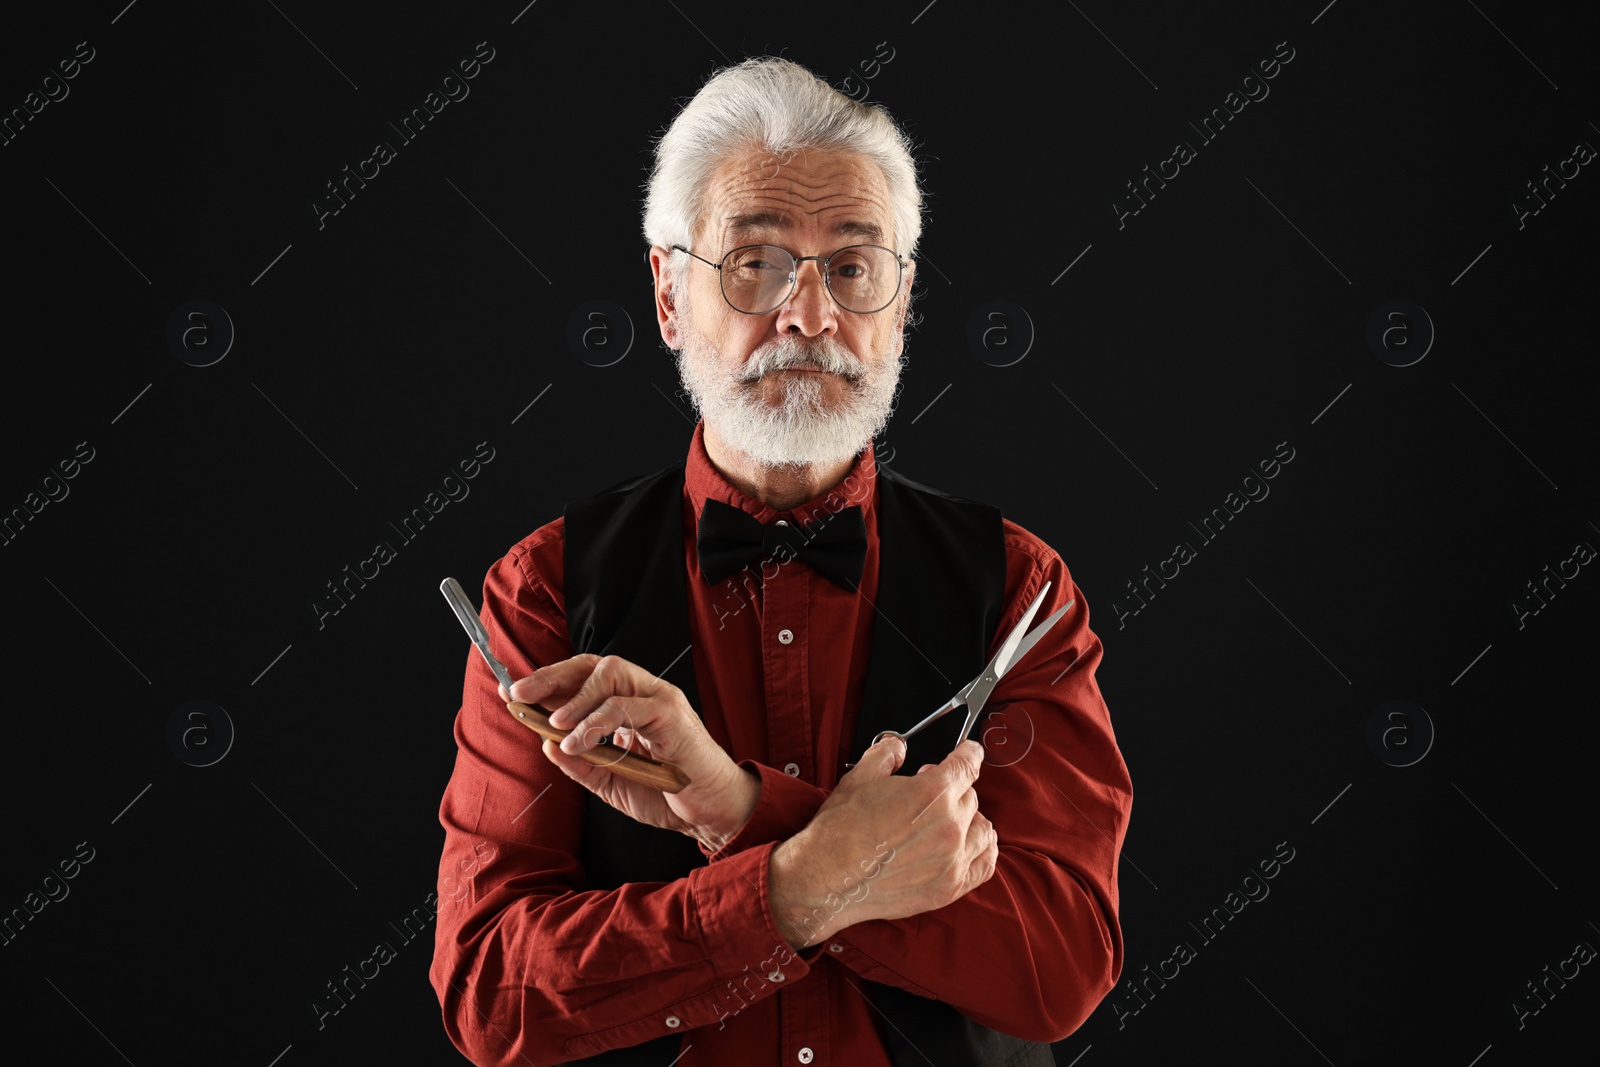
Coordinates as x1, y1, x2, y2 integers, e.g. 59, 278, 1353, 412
741, 338, 862, 381
671, 298, 905, 470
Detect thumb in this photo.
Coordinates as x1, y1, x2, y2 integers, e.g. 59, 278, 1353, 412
847, 735, 906, 780
542, 736, 603, 788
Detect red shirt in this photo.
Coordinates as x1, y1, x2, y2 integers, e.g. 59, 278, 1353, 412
430, 420, 1133, 1066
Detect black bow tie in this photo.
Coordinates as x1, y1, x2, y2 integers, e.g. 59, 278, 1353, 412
697, 498, 867, 590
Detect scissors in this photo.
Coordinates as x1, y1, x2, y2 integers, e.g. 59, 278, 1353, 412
440, 577, 691, 792
845, 581, 1073, 768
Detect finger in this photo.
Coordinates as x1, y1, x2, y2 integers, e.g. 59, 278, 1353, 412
508, 654, 602, 709
968, 808, 994, 844
846, 735, 905, 779
967, 846, 998, 894
558, 697, 634, 756
963, 812, 998, 887
508, 655, 597, 706
547, 654, 652, 728
542, 737, 606, 789
956, 784, 980, 825
937, 739, 985, 787
980, 814, 998, 858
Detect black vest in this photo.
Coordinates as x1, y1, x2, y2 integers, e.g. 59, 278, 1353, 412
561, 458, 1053, 1067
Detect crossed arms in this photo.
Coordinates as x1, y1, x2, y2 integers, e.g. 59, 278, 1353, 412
429, 525, 1132, 1065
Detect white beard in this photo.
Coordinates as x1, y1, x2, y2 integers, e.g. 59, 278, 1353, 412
673, 296, 907, 472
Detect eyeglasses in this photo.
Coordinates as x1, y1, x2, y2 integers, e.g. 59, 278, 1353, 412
672, 243, 907, 315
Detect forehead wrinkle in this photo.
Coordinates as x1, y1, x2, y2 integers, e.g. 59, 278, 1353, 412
713, 193, 890, 245
722, 212, 887, 247
723, 170, 886, 203
702, 148, 893, 249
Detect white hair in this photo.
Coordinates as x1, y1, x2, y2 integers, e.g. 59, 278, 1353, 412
643, 56, 924, 297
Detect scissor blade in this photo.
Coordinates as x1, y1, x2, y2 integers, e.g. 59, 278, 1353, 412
954, 591, 1075, 747
998, 599, 1074, 679
986, 580, 1051, 683
440, 577, 518, 696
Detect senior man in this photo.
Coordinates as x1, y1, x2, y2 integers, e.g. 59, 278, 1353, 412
430, 56, 1132, 1066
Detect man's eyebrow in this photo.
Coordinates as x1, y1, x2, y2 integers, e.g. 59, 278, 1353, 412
722, 213, 887, 245
835, 219, 886, 242
724, 212, 788, 240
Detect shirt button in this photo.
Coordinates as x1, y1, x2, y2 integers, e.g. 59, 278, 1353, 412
775, 519, 789, 526
665, 1015, 680, 1028
778, 628, 794, 644
828, 942, 844, 953
768, 969, 785, 982
798, 1049, 814, 1064
784, 762, 800, 777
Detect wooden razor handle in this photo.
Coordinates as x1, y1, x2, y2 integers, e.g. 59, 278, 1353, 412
504, 700, 691, 793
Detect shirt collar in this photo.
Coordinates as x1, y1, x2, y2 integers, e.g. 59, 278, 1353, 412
684, 419, 878, 529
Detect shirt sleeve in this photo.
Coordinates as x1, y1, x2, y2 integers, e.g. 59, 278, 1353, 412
820, 531, 1133, 1044
697, 759, 830, 861
429, 530, 818, 1066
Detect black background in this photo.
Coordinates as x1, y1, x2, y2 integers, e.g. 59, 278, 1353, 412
2, 1, 1594, 1064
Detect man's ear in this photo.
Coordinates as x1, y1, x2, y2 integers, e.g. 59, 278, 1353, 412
894, 259, 916, 331
648, 245, 682, 350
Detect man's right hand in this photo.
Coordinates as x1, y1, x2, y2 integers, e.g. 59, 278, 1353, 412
768, 736, 998, 949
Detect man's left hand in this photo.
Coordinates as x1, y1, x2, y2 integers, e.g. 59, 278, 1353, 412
502, 653, 759, 852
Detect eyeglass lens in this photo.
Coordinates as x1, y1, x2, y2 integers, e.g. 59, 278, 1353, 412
722, 245, 899, 314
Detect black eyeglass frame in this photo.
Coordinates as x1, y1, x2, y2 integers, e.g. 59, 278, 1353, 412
670, 243, 909, 316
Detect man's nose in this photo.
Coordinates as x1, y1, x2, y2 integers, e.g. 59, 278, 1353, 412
775, 258, 837, 335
